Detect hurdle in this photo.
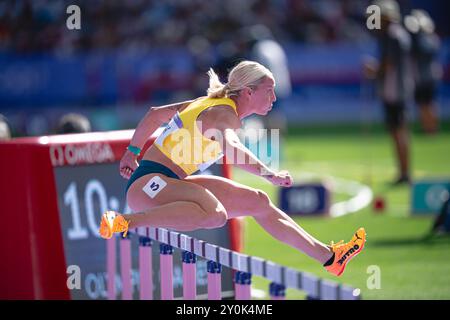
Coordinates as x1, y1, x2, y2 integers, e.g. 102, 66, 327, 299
106, 227, 361, 300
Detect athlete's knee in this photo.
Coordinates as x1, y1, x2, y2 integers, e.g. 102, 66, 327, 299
255, 189, 271, 207
202, 202, 228, 229
184, 201, 227, 229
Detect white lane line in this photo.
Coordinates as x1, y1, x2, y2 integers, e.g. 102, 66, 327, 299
297, 172, 373, 217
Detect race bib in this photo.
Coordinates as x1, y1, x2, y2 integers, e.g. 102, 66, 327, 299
142, 176, 167, 199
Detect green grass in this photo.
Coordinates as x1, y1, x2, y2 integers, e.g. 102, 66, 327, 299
232, 127, 450, 300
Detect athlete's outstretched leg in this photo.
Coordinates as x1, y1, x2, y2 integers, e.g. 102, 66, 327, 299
252, 197, 333, 264
186, 175, 366, 276
186, 175, 331, 263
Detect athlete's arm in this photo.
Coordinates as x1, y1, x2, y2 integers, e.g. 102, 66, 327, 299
223, 127, 293, 186
119, 99, 193, 179
129, 99, 194, 149
206, 107, 292, 187
212, 109, 276, 178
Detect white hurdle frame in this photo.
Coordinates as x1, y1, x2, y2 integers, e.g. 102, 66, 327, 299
106, 227, 361, 300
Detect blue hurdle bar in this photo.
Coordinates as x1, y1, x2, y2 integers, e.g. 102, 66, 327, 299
106, 227, 362, 300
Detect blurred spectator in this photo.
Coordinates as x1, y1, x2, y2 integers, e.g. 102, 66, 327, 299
1, 0, 382, 54
240, 25, 291, 154
56, 113, 91, 134
405, 9, 442, 134
0, 114, 12, 140
365, 0, 413, 185
243, 24, 292, 100
208, 24, 291, 165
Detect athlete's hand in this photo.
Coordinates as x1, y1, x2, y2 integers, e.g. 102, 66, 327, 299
265, 170, 293, 187
119, 150, 139, 180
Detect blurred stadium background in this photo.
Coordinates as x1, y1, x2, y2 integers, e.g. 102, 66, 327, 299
1, 0, 449, 299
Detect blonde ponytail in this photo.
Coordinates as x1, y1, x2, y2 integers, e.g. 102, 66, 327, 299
206, 61, 274, 99
206, 68, 227, 98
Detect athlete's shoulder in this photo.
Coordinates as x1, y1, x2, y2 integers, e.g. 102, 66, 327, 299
195, 96, 236, 107
206, 105, 241, 130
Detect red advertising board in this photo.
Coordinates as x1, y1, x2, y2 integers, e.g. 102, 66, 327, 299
0, 130, 243, 299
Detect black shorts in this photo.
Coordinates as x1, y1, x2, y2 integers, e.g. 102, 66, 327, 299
125, 160, 180, 194
414, 82, 436, 105
383, 101, 406, 130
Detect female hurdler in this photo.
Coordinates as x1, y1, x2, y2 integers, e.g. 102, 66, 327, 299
99, 61, 366, 276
